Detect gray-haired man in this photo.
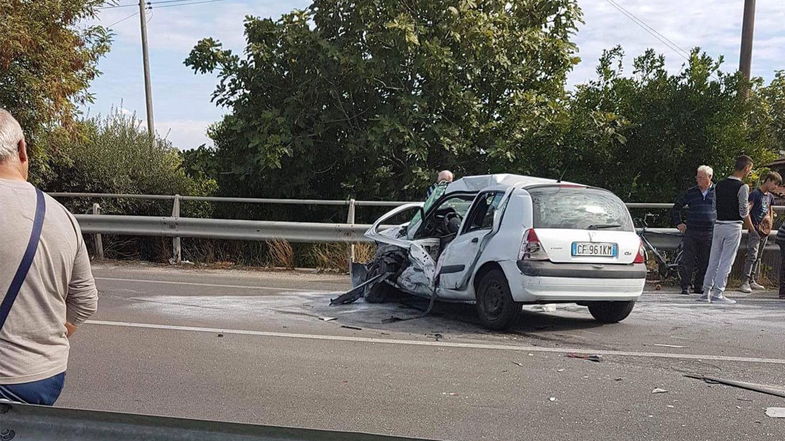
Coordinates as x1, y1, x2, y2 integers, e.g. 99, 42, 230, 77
0, 109, 98, 405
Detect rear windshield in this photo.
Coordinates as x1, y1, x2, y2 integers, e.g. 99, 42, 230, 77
529, 186, 633, 231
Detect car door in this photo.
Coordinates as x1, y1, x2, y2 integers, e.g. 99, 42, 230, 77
437, 191, 506, 294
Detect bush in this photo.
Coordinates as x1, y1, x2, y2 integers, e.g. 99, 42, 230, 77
39, 110, 216, 217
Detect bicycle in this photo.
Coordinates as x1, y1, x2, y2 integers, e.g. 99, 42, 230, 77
636, 213, 684, 282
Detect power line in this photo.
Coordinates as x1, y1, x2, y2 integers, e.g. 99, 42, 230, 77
99, 0, 228, 9
604, 0, 692, 61
150, 0, 230, 9
106, 10, 139, 27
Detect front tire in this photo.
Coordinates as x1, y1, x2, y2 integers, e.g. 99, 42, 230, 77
588, 301, 635, 323
475, 269, 520, 330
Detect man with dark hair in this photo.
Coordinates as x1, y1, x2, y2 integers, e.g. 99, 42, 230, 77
701, 155, 754, 304
740, 171, 782, 292
671, 165, 716, 294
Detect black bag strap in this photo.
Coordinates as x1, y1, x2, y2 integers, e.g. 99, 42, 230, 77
0, 188, 46, 330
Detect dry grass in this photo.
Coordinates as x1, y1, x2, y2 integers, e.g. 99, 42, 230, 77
311, 243, 348, 271
353, 242, 376, 263
266, 239, 295, 269
309, 242, 377, 272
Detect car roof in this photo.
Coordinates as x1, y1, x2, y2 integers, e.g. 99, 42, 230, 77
444, 174, 575, 193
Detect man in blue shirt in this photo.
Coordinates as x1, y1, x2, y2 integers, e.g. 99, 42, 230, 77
740, 171, 782, 293
671, 165, 716, 294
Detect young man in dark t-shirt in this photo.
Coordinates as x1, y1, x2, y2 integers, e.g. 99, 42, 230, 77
740, 172, 782, 292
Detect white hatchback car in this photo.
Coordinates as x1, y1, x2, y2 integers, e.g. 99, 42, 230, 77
356, 174, 646, 330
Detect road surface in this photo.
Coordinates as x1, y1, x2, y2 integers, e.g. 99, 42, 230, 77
56, 262, 785, 440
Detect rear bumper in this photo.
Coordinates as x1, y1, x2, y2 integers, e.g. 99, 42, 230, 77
500, 261, 645, 303
516, 260, 647, 279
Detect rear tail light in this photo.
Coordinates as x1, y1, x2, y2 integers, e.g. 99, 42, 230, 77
633, 241, 646, 264
519, 229, 549, 261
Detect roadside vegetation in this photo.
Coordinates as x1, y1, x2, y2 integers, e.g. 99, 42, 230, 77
3, 0, 785, 268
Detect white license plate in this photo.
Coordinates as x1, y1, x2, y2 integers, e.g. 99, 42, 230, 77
572, 242, 617, 257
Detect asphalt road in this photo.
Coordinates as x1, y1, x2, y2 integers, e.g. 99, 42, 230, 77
56, 262, 785, 440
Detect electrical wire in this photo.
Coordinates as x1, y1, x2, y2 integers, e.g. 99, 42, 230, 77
99, 0, 229, 9
150, 0, 230, 9
604, 0, 692, 61
106, 10, 140, 27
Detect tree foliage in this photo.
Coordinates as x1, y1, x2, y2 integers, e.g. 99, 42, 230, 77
0, 0, 111, 183
556, 47, 777, 202
40, 111, 216, 216
186, 0, 583, 201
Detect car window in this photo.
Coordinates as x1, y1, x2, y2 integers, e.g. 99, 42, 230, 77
529, 186, 633, 231
408, 194, 476, 239
464, 192, 505, 233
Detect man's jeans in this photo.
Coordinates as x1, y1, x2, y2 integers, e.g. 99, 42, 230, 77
703, 223, 743, 297
779, 242, 785, 298
0, 372, 65, 406
742, 228, 768, 283
679, 228, 713, 291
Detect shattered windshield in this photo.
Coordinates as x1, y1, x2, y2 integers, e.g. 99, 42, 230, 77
529, 186, 634, 231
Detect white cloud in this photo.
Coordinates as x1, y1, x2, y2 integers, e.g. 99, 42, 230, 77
158, 119, 219, 150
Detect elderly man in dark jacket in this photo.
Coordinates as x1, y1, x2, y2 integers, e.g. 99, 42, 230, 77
671, 165, 716, 294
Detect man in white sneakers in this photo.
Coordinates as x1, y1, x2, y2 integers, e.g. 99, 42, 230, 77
701, 155, 754, 304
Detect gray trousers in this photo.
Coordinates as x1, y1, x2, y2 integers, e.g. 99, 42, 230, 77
742, 228, 768, 283
703, 223, 743, 297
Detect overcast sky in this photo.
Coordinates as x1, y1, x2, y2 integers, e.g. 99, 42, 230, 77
84, 0, 785, 150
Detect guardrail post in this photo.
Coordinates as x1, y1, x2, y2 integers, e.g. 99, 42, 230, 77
172, 194, 182, 264
347, 199, 356, 267
92, 203, 104, 260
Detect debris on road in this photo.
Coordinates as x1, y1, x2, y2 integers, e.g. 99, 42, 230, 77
217, 333, 224, 338
651, 388, 668, 394
652, 344, 686, 348
684, 375, 785, 399
341, 325, 362, 331
512, 361, 524, 367
549, 397, 557, 402
319, 317, 336, 321
766, 408, 785, 418
566, 353, 603, 362
557, 368, 565, 372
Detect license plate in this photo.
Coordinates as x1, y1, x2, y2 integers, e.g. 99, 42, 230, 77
571, 242, 617, 257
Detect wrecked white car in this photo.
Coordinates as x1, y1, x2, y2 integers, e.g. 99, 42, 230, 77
333, 174, 646, 330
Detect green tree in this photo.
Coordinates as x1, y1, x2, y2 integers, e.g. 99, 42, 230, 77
0, 0, 111, 184
555, 47, 777, 203
186, 0, 582, 202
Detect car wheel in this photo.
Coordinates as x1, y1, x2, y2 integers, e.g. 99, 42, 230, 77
475, 269, 520, 330
587, 301, 635, 323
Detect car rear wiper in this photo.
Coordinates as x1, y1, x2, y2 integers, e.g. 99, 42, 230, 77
587, 224, 621, 230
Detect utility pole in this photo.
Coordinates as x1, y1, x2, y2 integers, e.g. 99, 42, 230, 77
739, 0, 756, 96
138, 0, 155, 139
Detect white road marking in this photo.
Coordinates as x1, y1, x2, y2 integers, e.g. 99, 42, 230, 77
95, 277, 334, 293
85, 319, 785, 365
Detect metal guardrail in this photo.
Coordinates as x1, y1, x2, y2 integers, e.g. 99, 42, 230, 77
50, 192, 785, 262
74, 215, 372, 243
0, 402, 430, 441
